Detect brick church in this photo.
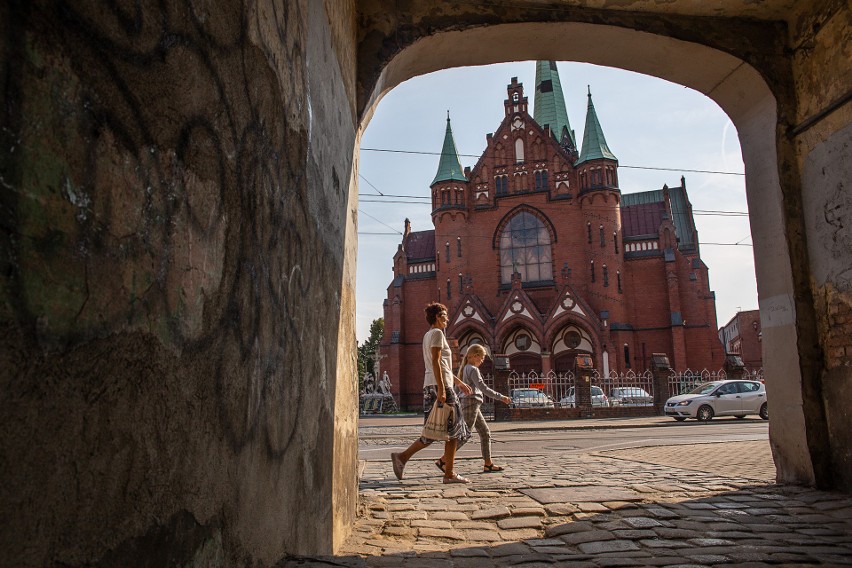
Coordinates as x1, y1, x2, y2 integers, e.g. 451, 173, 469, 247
380, 61, 725, 410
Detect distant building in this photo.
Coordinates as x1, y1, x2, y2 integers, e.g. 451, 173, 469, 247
380, 61, 725, 410
718, 310, 763, 369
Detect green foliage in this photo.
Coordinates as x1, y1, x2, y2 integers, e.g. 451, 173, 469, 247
357, 317, 384, 384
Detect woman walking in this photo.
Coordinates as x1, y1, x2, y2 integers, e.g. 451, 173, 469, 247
391, 303, 473, 483
436, 343, 511, 474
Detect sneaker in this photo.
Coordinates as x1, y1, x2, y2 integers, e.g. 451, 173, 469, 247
443, 473, 471, 484
391, 452, 405, 480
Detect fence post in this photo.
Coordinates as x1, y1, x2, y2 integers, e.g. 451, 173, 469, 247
650, 353, 673, 414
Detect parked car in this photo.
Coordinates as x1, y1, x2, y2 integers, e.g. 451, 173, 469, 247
664, 379, 768, 421
609, 387, 653, 406
510, 388, 555, 408
559, 386, 609, 407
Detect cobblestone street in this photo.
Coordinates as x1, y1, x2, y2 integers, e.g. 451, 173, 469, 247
281, 422, 852, 567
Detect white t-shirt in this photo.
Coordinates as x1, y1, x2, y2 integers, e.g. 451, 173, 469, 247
422, 328, 453, 388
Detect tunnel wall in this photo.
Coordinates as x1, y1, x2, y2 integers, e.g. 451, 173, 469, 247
0, 1, 358, 566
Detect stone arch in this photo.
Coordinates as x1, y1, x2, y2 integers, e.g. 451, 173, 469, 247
358, 20, 813, 486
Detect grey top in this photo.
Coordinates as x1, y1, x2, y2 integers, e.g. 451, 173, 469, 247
459, 364, 503, 405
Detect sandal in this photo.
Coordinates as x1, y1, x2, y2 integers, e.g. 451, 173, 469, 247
483, 464, 504, 473
435, 458, 446, 473
443, 473, 471, 484
391, 452, 405, 480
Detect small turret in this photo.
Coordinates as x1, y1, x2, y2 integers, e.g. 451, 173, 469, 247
431, 113, 466, 186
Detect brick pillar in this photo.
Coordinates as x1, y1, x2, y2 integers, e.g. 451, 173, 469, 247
576, 370, 593, 417
651, 352, 673, 414
494, 368, 511, 421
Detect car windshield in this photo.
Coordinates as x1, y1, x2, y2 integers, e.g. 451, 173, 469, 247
688, 382, 721, 395
591, 387, 603, 396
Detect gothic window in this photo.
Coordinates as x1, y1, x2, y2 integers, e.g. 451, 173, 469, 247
534, 170, 548, 191
512, 92, 519, 102
613, 231, 619, 254
457, 237, 462, 257
446, 278, 451, 300
445, 241, 450, 258
617, 270, 622, 293
599, 225, 605, 247
458, 273, 463, 294
590, 260, 595, 282
603, 264, 609, 287
499, 212, 553, 284
587, 222, 592, 244
514, 138, 524, 163
495, 175, 508, 196
624, 343, 631, 368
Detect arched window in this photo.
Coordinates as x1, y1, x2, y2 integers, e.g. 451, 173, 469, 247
514, 138, 524, 163
499, 212, 553, 284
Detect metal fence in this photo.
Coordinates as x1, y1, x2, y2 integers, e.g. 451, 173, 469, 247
477, 367, 765, 419
594, 370, 655, 406
506, 370, 576, 408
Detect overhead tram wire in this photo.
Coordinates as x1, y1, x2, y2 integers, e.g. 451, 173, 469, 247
360, 147, 746, 177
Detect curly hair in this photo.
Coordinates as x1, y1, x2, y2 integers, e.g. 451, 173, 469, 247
424, 302, 447, 325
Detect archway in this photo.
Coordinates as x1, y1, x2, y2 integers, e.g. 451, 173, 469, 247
356, 21, 814, 487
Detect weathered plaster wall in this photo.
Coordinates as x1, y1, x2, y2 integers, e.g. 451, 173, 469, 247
793, 0, 852, 489
0, 0, 358, 565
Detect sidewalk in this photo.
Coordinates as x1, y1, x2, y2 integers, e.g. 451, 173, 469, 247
281, 421, 852, 567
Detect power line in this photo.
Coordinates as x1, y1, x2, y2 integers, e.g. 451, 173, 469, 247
357, 230, 752, 246
358, 196, 749, 217
358, 209, 402, 235
360, 147, 745, 176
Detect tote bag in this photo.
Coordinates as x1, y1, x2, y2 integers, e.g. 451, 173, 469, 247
421, 401, 452, 441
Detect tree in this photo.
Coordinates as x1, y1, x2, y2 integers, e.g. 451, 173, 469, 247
357, 318, 384, 384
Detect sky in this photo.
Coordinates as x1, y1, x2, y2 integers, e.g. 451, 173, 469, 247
355, 61, 758, 344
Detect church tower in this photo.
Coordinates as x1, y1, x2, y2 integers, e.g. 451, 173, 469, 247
431, 114, 468, 310
576, 87, 626, 337
533, 60, 577, 155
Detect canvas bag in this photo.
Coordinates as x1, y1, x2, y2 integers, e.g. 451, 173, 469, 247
421, 401, 452, 441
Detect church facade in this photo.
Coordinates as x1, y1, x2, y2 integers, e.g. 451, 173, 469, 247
380, 62, 725, 410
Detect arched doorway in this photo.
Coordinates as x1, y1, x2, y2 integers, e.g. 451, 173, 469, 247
357, 19, 819, 488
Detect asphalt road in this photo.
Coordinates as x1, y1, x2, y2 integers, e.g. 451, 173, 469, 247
358, 415, 770, 463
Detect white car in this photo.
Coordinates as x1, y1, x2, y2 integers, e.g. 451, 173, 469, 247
559, 386, 609, 407
510, 388, 555, 408
609, 387, 653, 406
665, 379, 768, 422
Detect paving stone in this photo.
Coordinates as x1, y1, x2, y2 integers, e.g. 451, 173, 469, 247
544, 521, 596, 537
410, 519, 452, 529
448, 547, 489, 557
613, 529, 656, 539
544, 503, 579, 517
623, 516, 664, 528
489, 542, 533, 557
687, 537, 735, 546
577, 539, 641, 554
470, 506, 511, 520
560, 530, 617, 545
577, 502, 609, 512
497, 516, 543, 530
511, 506, 546, 516
416, 528, 466, 541
459, 529, 501, 542
639, 538, 691, 549
685, 554, 730, 564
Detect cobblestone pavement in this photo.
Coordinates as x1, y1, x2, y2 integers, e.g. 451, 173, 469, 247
281, 426, 852, 567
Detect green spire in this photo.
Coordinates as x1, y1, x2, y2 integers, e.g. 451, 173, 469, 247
577, 87, 617, 164
431, 113, 467, 185
533, 60, 576, 149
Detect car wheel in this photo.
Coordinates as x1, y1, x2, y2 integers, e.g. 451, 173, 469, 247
759, 403, 769, 420
673, 417, 687, 422
697, 405, 714, 422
